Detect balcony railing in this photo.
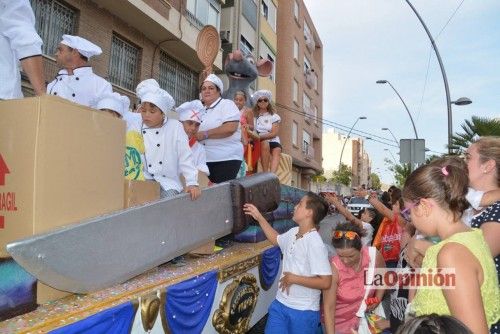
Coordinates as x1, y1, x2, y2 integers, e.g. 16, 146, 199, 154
304, 106, 314, 124
302, 143, 315, 160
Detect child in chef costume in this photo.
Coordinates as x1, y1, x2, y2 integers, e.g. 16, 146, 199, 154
129, 79, 200, 200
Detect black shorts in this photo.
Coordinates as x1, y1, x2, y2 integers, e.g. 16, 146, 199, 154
269, 142, 282, 150
206, 160, 242, 183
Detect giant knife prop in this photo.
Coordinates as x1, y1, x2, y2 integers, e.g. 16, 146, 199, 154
7, 173, 281, 294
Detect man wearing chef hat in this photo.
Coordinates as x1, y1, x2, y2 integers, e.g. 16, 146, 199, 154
47, 34, 112, 108
1, 0, 46, 99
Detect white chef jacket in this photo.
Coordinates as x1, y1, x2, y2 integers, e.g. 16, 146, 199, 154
0, 0, 43, 99
198, 97, 243, 162
46, 66, 112, 108
129, 117, 198, 192
190, 141, 210, 175
255, 112, 281, 144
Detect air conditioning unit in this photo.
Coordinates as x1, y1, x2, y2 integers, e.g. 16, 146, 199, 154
220, 30, 230, 43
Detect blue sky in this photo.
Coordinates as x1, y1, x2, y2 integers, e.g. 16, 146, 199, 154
303, 0, 500, 184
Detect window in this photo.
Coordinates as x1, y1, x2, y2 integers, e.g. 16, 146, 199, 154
304, 57, 311, 74
259, 38, 276, 82
261, 1, 268, 19
294, 0, 299, 20
242, 0, 258, 30
109, 35, 140, 91
293, 39, 299, 60
158, 51, 199, 106
186, 0, 221, 30
293, 79, 298, 103
303, 93, 312, 123
31, 0, 77, 56
292, 121, 298, 146
240, 35, 254, 56
261, 0, 277, 31
303, 130, 311, 153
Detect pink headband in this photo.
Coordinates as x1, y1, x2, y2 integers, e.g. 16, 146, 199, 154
441, 166, 449, 176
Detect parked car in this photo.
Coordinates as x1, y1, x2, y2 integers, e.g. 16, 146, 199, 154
347, 197, 373, 216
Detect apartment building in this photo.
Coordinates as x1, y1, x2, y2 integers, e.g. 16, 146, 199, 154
219, 0, 277, 96
322, 129, 371, 188
24, 0, 224, 106
276, 0, 323, 190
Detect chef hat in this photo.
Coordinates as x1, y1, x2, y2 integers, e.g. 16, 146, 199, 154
96, 92, 130, 117
60, 35, 102, 59
203, 74, 223, 92
136, 79, 175, 114
252, 90, 272, 104
176, 100, 204, 123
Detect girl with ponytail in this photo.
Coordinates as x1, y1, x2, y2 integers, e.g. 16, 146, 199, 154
403, 156, 499, 334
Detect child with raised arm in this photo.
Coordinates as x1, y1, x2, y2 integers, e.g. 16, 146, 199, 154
243, 192, 332, 334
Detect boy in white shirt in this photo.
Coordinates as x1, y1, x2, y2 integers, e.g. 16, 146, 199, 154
243, 192, 332, 334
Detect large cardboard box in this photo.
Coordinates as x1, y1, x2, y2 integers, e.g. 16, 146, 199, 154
124, 180, 160, 208
0, 96, 125, 302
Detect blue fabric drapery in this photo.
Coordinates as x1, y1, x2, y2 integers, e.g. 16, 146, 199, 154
260, 246, 281, 290
165, 270, 218, 334
50, 301, 135, 334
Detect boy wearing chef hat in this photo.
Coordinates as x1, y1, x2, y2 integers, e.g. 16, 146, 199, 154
176, 100, 210, 177
96, 92, 130, 119
129, 79, 200, 200
47, 34, 112, 108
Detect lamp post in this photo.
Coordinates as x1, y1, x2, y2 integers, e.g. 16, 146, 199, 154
384, 148, 398, 164
376, 80, 418, 139
381, 127, 399, 147
338, 116, 366, 172
405, 0, 472, 153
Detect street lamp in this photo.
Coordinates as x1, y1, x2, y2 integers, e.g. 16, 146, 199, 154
405, 0, 472, 154
338, 116, 367, 171
384, 148, 397, 164
376, 79, 418, 139
381, 127, 399, 147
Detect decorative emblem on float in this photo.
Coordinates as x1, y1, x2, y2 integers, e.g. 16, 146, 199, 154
212, 273, 260, 334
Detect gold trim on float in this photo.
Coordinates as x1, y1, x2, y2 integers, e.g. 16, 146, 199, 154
159, 290, 171, 334
212, 273, 260, 334
130, 299, 140, 334
140, 292, 160, 332
218, 255, 260, 283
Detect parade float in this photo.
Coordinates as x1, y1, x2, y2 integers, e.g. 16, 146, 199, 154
0, 26, 303, 333
0, 93, 301, 333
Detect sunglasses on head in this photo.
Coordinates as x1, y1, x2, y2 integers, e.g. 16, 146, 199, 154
258, 99, 269, 103
333, 230, 359, 240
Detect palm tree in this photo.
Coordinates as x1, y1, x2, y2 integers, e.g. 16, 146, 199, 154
449, 116, 500, 154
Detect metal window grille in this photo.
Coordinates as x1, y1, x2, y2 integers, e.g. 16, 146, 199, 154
31, 0, 77, 57
158, 51, 198, 106
109, 35, 140, 91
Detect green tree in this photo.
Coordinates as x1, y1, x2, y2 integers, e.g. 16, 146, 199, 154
312, 172, 327, 183
370, 173, 381, 190
331, 163, 352, 186
384, 158, 411, 188
449, 116, 500, 154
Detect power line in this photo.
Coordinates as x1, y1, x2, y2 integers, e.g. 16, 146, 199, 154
275, 102, 399, 148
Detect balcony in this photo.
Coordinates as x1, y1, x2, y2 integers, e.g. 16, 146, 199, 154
302, 143, 315, 160
305, 69, 316, 89
304, 106, 314, 124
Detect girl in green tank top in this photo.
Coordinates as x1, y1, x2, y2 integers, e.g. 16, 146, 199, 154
402, 157, 500, 334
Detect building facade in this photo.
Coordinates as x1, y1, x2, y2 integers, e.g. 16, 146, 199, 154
275, 0, 323, 190
322, 129, 371, 188
219, 0, 277, 96
25, 0, 225, 107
